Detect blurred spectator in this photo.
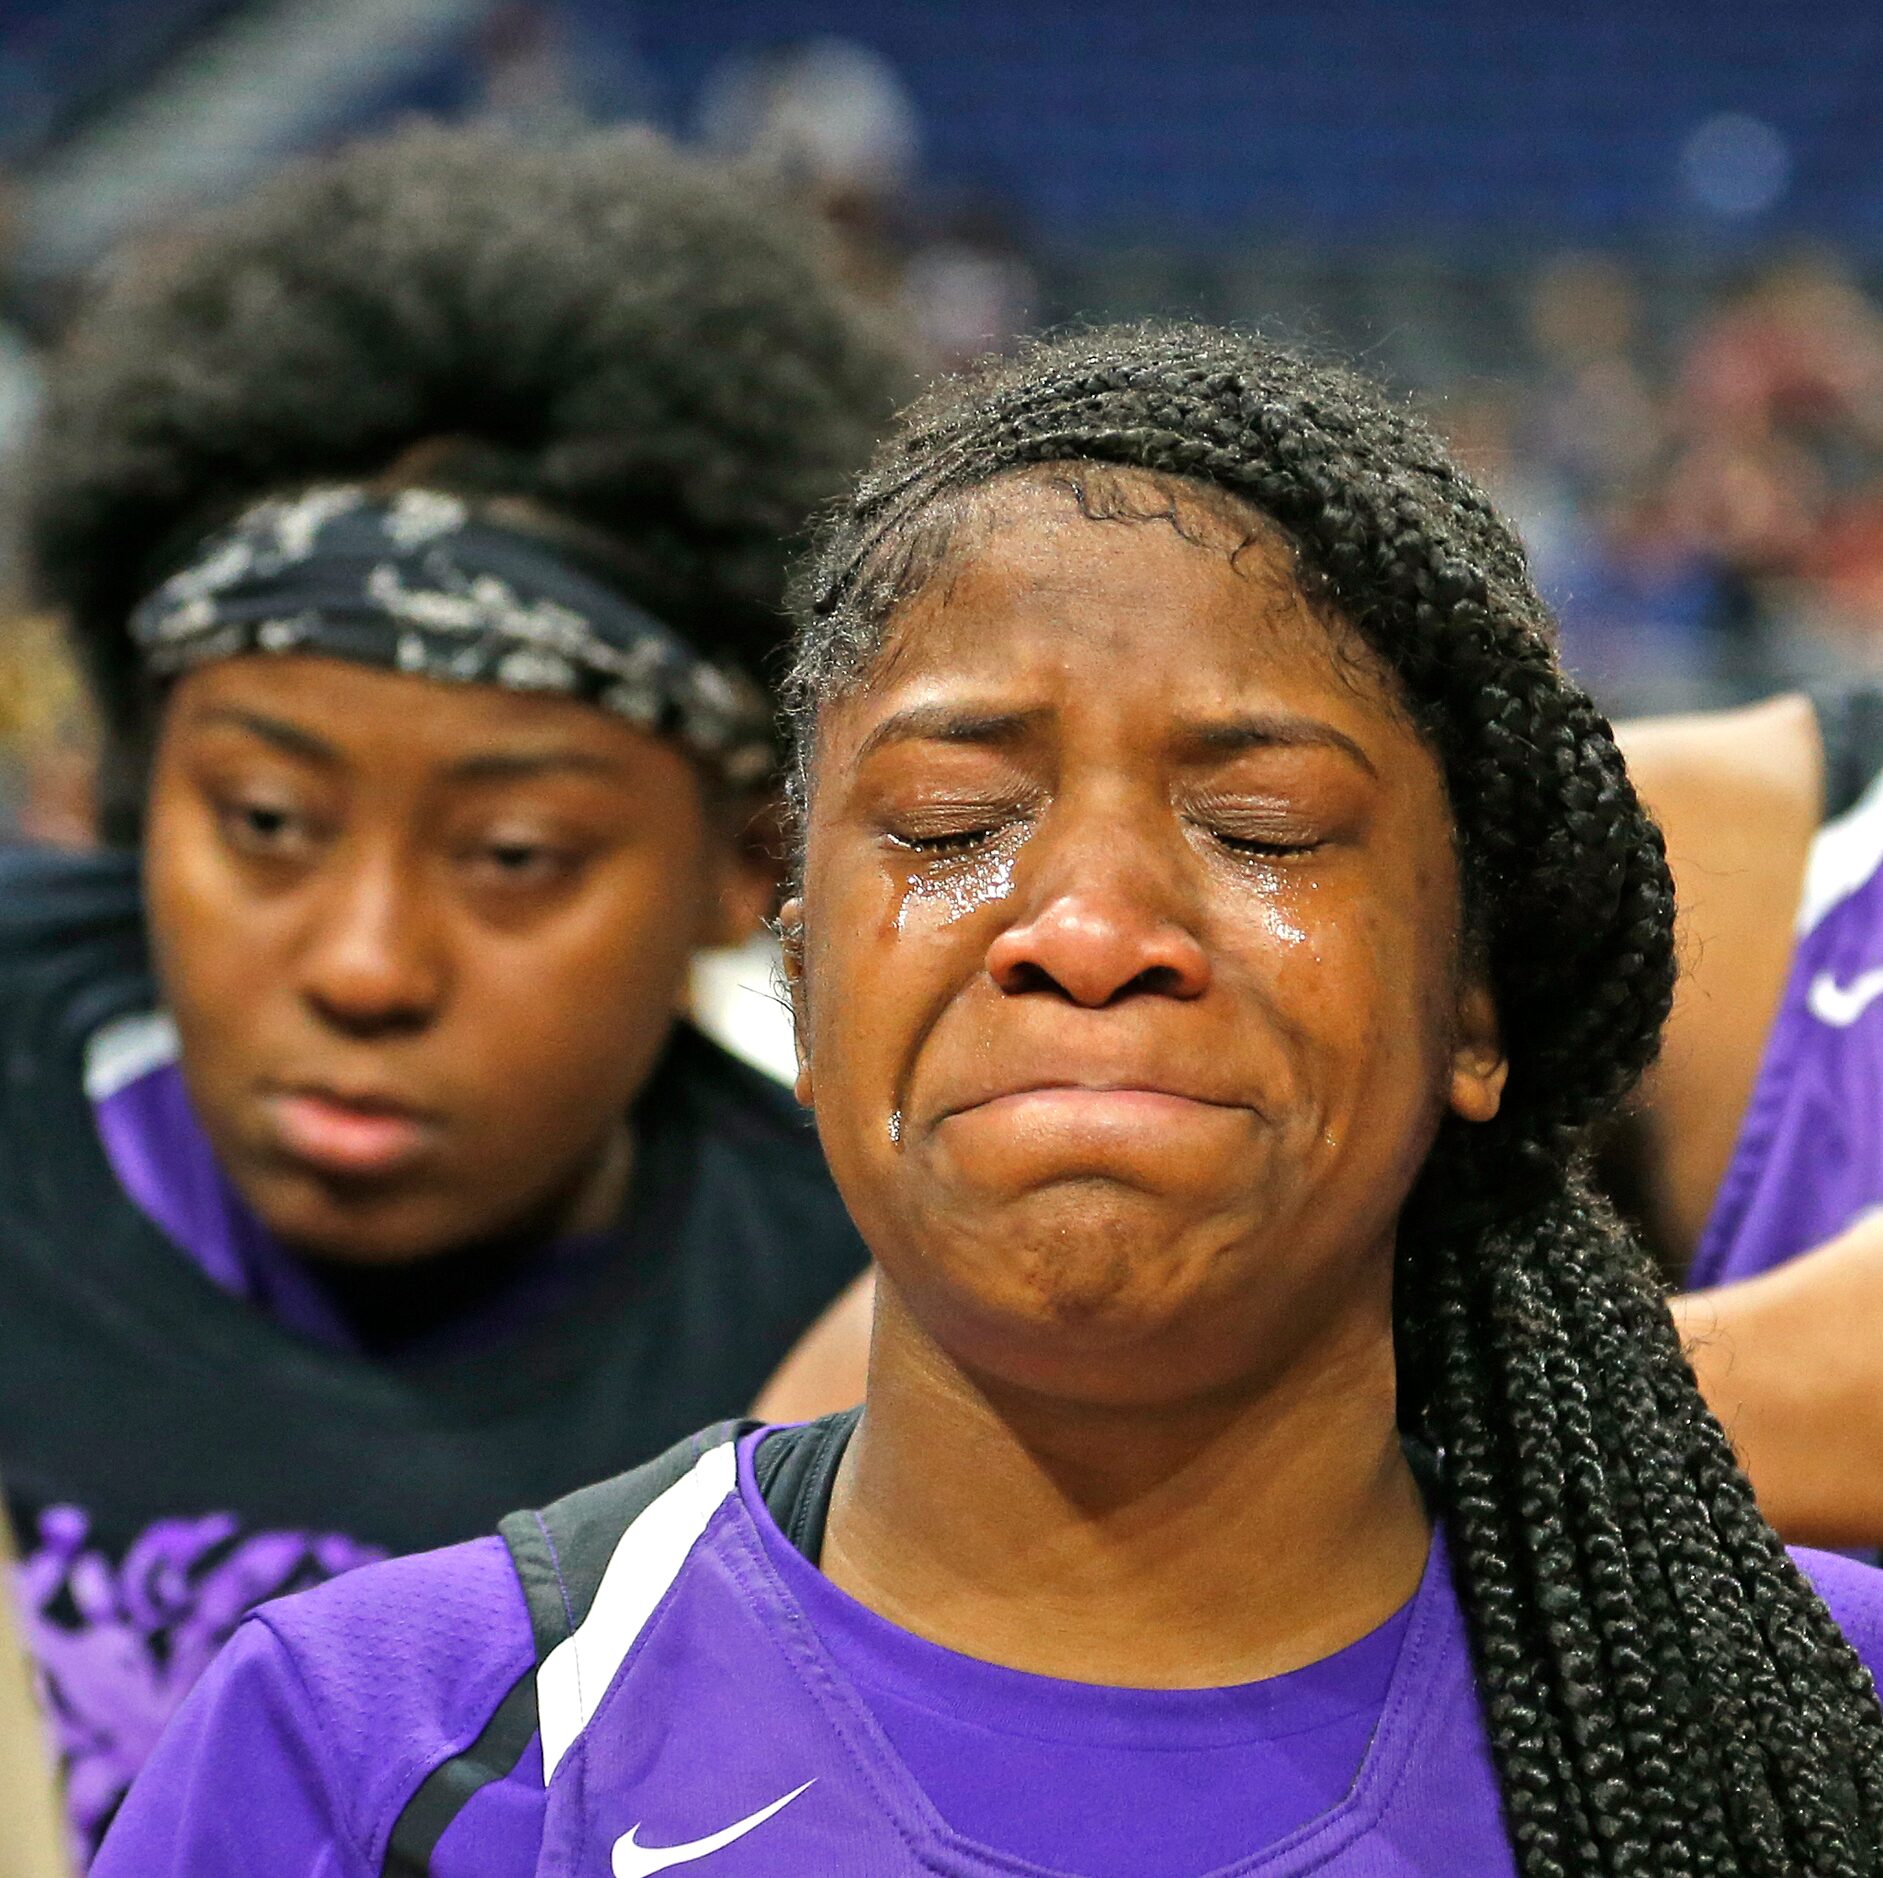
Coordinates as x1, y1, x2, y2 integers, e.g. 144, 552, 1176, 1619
1679, 253, 1883, 452
1420, 249, 1883, 711
0, 611, 93, 849
470, 2, 655, 143
0, 170, 43, 588
1524, 253, 1664, 508
904, 199, 1037, 369
698, 36, 919, 305
0, 175, 40, 442
474, 3, 590, 142
697, 35, 1035, 362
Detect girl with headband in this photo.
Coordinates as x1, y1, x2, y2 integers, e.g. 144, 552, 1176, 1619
0, 124, 903, 1860
102, 324, 1883, 1876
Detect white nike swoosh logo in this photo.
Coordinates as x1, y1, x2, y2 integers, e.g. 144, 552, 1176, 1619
1809, 967, 1883, 1028
612, 1780, 815, 1877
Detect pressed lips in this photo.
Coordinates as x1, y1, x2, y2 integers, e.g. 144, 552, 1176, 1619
940, 1077, 1249, 1125
265, 1086, 440, 1179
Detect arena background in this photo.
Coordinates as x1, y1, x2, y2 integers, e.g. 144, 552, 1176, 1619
3, 0, 1882, 846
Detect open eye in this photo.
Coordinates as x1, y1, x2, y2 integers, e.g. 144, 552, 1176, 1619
465, 837, 582, 890
217, 795, 317, 859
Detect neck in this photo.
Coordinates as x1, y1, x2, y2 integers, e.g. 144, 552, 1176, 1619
551, 1119, 636, 1239
820, 1276, 1429, 1688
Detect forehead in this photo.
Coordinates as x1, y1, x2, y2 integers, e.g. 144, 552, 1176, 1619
835, 471, 1402, 737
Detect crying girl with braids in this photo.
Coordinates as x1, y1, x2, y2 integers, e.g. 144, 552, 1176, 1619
99, 325, 1883, 1878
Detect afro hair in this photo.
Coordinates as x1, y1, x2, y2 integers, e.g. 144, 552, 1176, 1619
25, 123, 911, 834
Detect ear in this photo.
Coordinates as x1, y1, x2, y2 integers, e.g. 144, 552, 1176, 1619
1447, 975, 1507, 1125
703, 791, 786, 950
777, 896, 813, 1108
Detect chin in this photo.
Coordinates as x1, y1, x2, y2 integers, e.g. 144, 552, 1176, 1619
250, 1179, 464, 1267
912, 1184, 1235, 1339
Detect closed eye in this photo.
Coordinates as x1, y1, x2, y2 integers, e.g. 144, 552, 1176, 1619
1211, 831, 1320, 858
888, 827, 997, 856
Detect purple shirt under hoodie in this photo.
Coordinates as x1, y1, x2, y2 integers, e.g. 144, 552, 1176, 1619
93, 1426, 1883, 1878
1692, 768, 1883, 1287
87, 1012, 367, 1347
85, 1011, 615, 1357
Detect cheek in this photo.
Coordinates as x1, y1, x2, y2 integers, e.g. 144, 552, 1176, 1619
1308, 876, 1462, 1137
1239, 862, 1457, 1116
143, 796, 276, 1040
794, 841, 946, 1168
798, 891, 888, 1105
460, 872, 701, 1088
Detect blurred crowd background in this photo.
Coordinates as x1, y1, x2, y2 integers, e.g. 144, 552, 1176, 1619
4, 0, 1883, 842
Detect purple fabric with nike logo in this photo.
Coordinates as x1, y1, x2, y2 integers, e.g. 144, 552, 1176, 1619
1692, 771, 1883, 1288
93, 1424, 1883, 1876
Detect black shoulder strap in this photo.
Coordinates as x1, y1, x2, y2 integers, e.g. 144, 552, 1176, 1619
381, 1419, 748, 1875
379, 1670, 541, 1876
753, 1406, 860, 1562
500, 1418, 751, 1658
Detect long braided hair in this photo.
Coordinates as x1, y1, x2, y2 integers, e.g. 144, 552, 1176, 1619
784, 324, 1883, 1876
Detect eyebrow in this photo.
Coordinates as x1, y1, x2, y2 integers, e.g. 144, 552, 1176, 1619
191, 706, 338, 765
851, 699, 1376, 777
853, 703, 1047, 766
192, 707, 621, 783
1179, 712, 1378, 777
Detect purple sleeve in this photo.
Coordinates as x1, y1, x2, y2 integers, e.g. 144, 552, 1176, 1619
93, 1534, 541, 1878
91, 1617, 363, 1877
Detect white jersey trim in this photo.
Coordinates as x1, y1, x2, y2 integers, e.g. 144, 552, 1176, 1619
82, 1009, 180, 1102
537, 1440, 738, 1783
1799, 762, 1883, 938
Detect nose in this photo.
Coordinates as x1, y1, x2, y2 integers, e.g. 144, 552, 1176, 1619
984, 822, 1210, 1008
297, 847, 445, 1037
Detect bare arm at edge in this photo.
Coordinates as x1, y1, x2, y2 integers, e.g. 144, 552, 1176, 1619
1676, 1214, 1883, 1548
1617, 693, 1823, 1263
1621, 694, 1883, 1544
750, 1269, 875, 1423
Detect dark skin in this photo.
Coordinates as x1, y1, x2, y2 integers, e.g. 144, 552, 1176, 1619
766, 687, 1883, 1540
144, 654, 762, 1267
782, 473, 1506, 1685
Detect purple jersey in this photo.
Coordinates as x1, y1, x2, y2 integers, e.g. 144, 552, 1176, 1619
752, 1459, 1409, 1873
84, 1013, 625, 1357
1692, 771, 1883, 1287
94, 1418, 1883, 1877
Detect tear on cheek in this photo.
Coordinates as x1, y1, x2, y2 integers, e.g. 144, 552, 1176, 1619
1258, 902, 1310, 947
1231, 874, 1315, 950
893, 851, 1016, 933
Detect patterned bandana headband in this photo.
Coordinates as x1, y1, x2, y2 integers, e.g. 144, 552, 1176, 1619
128, 485, 777, 785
